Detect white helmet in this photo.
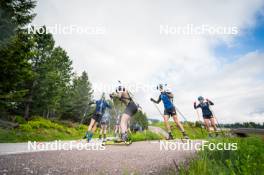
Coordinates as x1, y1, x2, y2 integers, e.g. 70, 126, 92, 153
116, 80, 125, 93
116, 85, 125, 93
157, 83, 170, 92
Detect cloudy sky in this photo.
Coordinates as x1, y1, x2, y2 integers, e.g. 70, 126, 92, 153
32, 0, 264, 123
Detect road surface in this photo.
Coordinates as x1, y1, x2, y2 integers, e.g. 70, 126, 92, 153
0, 140, 201, 175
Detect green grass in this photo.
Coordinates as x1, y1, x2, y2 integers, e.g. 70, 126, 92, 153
0, 117, 88, 142
150, 121, 208, 139
157, 136, 264, 175
129, 130, 163, 142
0, 117, 162, 143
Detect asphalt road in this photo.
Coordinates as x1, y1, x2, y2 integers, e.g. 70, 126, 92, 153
0, 140, 201, 175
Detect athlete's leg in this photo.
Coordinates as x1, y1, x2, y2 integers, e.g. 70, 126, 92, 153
103, 125, 107, 134
203, 119, 211, 131
172, 114, 185, 132
127, 119, 132, 134
120, 113, 130, 141
163, 115, 174, 139
99, 124, 103, 139
163, 115, 171, 132
91, 123, 97, 132
120, 113, 130, 133
114, 125, 118, 133
86, 118, 97, 142
102, 124, 107, 141
118, 125, 121, 134
114, 125, 118, 137
88, 118, 96, 131
210, 117, 218, 131
172, 114, 189, 138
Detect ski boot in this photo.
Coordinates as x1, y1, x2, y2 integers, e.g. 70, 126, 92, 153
121, 132, 131, 144
167, 133, 174, 140
86, 131, 93, 142
182, 132, 190, 140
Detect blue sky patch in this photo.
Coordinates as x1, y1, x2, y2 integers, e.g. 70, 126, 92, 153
214, 13, 264, 63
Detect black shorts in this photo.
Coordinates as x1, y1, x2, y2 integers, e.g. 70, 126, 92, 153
164, 107, 177, 116
124, 101, 138, 117
92, 113, 102, 123
100, 121, 108, 125
203, 113, 213, 119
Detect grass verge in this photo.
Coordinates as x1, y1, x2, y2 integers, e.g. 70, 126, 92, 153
0, 117, 162, 142
0, 117, 88, 142
150, 121, 208, 139
157, 136, 264, 175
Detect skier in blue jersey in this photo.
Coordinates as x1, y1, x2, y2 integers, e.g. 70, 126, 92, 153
85, 93, 111, 142
151, 84, 189, 140
194, 96, 218, 133
99, 109, 111, 142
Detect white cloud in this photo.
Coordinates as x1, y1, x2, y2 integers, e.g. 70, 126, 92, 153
32, 0, 264, 123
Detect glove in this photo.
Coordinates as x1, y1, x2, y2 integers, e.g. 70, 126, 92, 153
109, 94, 113, 99
193, 102, 196, 109
150, 98, 155, 102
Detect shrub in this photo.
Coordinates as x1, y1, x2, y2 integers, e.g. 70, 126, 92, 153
76, 124, 87, 131
14, 116, 27, 124
19, 124, 32, 132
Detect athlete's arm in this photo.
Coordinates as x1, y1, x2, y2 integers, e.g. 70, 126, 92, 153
88, 100, 96, 105
150, 95, 161, 104
193, 102, 200, 109
109, 92, 120, 99
206, 99, 214, 105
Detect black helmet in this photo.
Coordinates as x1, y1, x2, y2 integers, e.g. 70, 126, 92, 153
198, 96, 204, 101
156, 84, 164, 90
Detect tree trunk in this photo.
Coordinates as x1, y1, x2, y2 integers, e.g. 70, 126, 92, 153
24, 102, 30, 120
46, 108, 49, 118
24, 92, 32, 120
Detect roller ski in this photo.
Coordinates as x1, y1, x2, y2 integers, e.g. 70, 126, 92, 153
180, 134, 190, 143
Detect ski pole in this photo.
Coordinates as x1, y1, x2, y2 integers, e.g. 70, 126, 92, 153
111, 99, 119, 132
174, 105, 199, 136
152, 102, 163, 116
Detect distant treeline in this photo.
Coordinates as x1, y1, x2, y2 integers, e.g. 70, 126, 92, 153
149, 119, 264, 129
222, 122, 264, 129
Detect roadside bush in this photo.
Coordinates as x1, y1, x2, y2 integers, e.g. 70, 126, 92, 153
28, 117, 64, 131
14, 116, 27, 124
19, 124, 32, 132
76, 124, 87, 132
